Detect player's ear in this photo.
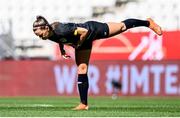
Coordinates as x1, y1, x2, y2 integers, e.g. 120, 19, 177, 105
45, 26, 50, 31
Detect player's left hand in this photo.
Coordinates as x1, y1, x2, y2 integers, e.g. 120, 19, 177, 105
62, 54, 71, 59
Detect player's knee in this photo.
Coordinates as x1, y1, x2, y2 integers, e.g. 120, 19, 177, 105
120, 22, 127, 31
77, 63, 88, 74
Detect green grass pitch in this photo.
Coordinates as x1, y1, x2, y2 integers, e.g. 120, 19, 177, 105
0, 96, 180, 117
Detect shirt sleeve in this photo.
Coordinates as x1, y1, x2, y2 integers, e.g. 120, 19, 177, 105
59, 43, 65, 55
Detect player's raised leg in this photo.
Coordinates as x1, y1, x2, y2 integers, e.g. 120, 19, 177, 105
107, 18, 162, 37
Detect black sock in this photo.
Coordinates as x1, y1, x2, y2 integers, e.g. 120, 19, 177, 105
123, 19, 150, 29
77, 74, 89, 105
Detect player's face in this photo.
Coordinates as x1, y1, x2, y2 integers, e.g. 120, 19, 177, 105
34, 26, 50, 40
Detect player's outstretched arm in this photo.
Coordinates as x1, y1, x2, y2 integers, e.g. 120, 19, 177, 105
59, 43, 71, 59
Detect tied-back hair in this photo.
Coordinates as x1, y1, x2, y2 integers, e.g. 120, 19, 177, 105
33, 15, 52, 31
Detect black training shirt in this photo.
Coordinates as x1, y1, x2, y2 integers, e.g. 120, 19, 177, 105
48, 21, 107, 54
48, 22, 80, 54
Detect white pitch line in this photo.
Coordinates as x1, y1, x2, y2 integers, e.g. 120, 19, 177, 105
23, 104, 54, 107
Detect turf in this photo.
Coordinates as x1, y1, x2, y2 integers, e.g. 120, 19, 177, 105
0, 96, 179, 117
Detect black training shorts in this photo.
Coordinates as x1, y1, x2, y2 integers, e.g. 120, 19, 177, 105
76, 21, 109, 50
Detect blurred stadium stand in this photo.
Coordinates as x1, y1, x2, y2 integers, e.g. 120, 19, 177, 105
0, 0, 179, 60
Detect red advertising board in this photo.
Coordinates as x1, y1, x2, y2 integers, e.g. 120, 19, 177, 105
0, 60, 179, 96
92, 31, 180, 60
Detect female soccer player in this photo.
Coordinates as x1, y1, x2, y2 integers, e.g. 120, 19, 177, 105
33, 16, 162, 110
